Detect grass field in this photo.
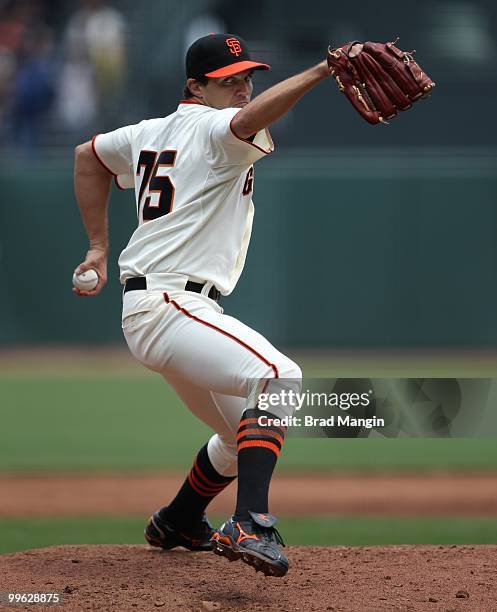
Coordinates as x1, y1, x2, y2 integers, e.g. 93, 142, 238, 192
1, 375, 497, 471
1, 516, 496, 555
1, 350, 496, 554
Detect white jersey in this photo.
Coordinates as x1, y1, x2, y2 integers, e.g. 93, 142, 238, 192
93, 101, 274, 295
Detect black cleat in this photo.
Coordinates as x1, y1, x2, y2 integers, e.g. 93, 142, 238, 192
145, 508, 214, 551
211, 511, 289, 577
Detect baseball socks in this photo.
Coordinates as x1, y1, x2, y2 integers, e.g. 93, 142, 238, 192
160, 443, 235, 530
234, 407, 286, 521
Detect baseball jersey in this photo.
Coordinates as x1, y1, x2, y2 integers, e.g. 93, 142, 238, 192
93, 101, 274, 295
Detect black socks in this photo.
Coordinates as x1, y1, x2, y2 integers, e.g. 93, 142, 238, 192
161, 442, 235, 529
234, 408, 286, 521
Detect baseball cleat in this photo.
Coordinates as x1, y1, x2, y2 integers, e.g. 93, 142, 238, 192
145, 509, 214, 551
211, 511, 289, 577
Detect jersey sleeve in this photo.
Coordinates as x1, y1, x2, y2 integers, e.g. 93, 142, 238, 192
204, 108, 274, 168
115, 173, 135, 190
92, 125, 134, 176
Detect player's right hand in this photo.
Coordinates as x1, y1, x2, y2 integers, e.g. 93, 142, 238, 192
73, 246, 108, 297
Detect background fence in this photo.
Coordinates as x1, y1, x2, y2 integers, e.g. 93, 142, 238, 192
1, 148, 496, 346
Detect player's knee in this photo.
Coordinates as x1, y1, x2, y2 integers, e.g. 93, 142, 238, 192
279, 358, 302, 382
256, 360, 303, 420
245, 358, 302, 420
277, 357, 303, 396
274, 359, 302, 418
207, 434, 237, 477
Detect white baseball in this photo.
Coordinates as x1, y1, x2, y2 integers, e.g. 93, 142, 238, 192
73, 269, 99, 291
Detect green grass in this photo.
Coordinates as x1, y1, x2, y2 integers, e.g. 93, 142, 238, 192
1, 516, 496, 555
1, 376, 497, 471
0, 378, 209, 470
284, 516, 497, 546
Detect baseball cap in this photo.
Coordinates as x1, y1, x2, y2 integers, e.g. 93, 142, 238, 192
186, 33, 270, 79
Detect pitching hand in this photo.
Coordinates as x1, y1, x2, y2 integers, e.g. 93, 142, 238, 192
73, 246, 108, 297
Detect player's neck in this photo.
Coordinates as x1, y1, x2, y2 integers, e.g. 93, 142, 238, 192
180, 96, 205, 106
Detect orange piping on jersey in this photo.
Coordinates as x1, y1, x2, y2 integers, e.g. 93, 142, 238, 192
91, 134, 118, 177
163, 293, 279, 379
179, 99, 205, 105
229, 115, 275, 156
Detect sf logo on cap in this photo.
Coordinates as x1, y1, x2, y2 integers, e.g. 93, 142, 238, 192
226, 37, 242, 56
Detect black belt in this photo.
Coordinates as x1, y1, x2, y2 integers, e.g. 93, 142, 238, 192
124, 277, 221, 302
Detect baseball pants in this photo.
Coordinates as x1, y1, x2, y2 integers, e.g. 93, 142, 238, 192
122, 282, 302, 477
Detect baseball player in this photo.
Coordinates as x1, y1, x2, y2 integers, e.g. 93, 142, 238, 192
73, 33, 332, 577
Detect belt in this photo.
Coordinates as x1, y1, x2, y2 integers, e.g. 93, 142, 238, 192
124, 276, 221, 302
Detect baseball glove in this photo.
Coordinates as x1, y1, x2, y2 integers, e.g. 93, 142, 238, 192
327, 39, 435, 125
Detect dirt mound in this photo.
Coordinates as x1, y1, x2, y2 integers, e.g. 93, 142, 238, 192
1, 544, 495, 611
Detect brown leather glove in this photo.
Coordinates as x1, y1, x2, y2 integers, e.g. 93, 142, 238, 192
327, 40, 435, 125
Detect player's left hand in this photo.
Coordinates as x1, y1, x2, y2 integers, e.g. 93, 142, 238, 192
327, 39, 435, 124
73, 246, 108, 297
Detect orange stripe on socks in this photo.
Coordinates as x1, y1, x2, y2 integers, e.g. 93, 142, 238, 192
236, 427, 285, 446
237, 439, 281, 457
238, 417, 260, 428
193, 460, 229, 490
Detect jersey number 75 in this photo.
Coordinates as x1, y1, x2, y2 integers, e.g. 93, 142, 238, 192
137, 149, 177, 221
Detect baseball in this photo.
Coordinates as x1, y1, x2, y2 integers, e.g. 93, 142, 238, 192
73, 269, 99, 291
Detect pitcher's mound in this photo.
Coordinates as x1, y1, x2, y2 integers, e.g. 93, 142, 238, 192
1, 544, 496, 611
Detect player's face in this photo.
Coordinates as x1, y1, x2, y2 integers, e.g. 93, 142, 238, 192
202, 70, 254, 109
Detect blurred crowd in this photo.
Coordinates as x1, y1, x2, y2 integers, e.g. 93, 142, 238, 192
0, 0, 495, 155
0, 0, 126, 153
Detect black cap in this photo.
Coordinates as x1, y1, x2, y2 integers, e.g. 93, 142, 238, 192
186, 33, 270, 79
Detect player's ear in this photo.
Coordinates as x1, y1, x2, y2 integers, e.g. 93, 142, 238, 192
187, 78, 204, 100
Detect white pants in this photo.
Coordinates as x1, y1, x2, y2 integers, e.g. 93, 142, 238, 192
122, 282, 302, 477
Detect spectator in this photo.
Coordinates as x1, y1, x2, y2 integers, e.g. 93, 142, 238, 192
10, 22, 55, 151
63, 0, 126, 125
56, 43, 97, 135
0, 1, 30, 55
0, 1, 30, 140
0, 1, 55, 151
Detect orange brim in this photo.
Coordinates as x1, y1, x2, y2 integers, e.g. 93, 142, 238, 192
205, 61, 270, 78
